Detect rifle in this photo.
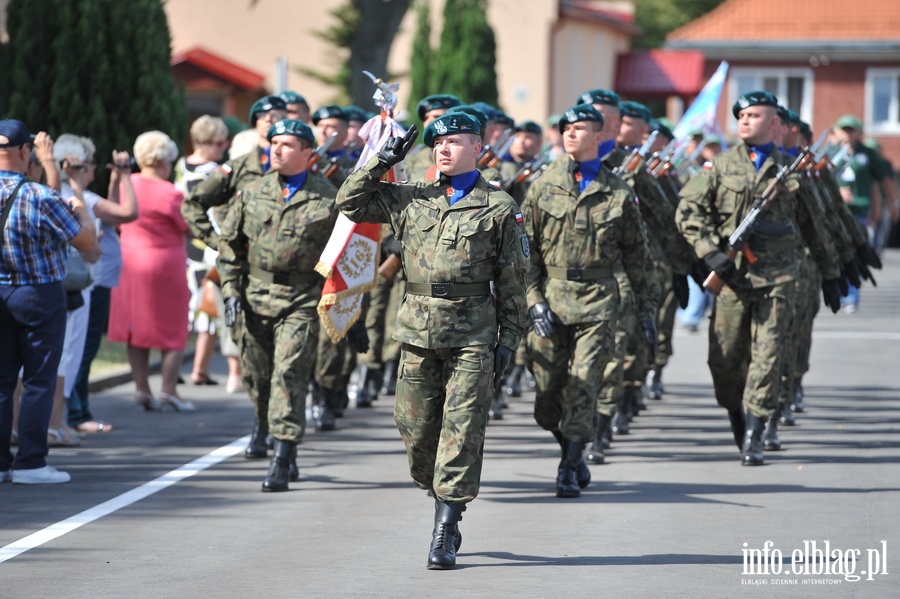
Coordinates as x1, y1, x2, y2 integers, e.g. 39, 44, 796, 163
478, 128, 514, 168
613, 131, 658, 176
307, 132, 339, 170
646, 139, 676, 174
704, 149, 813, 295
675, 141, 706, 179
502, 150, 551, 191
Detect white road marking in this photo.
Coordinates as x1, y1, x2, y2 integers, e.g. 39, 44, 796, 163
813, 331, 900, 341
0, 435, 250, 564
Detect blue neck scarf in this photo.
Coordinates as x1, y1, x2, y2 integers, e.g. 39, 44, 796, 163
282, 171, 308, 202
575, 157, 602, 194
597, 139, 616, 160
749, 142, 775, 172
780, 146, 799, 158
445, 170, 480, 205
327, 148, 346, 160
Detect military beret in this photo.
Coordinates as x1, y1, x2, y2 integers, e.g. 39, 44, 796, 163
494, 111, 515, 127
469, 101, 499, 121
0, 119, 35, 148
784, 108, 801, 126
577, 89, 620, 108
620, 101, 652, 122
732, 90, 779, 118
557, 103, 605, 133
649, 119, 673, 141
416, 94, 463, 121
342, 105, 371, 123
515, 120, 543, 135
447, 105, 489, 134
279, 91, 308, 106
422, 113, 482, 148
703, 133, 723, 146
835, 114, 863, 131
547, 114, 562, 128
267, 119, 315, 144
249, 95, 287, 125
311, 104, 348, 125
798, 121, 813, 144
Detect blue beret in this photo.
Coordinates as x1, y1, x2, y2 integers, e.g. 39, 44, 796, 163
249, 95, 287, 125
557, 104, 605, 133
515, 120, 543, 135
267, 119, 315, 144
311, 105, 348, 125
578, 89, 620, 108
469, 101, 499, 121
423, 113, 482, 148
620, 101, 652, 122
279, 91, 307, 106
416, 94, 463, 121
732, 90, 779, 118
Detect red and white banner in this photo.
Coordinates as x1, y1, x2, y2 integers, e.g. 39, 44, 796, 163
316, 114, 408, 342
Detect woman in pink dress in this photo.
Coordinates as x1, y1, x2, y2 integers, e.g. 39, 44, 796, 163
108, 131, 194, 412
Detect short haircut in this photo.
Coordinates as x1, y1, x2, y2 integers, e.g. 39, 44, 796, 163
190, 115, 228, 145
133, 130, 178, 168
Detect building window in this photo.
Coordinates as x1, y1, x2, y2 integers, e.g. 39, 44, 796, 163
866, 69, 900, 135
728, 68, 814, 132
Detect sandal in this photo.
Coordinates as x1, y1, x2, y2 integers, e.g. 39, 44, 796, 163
191, 372, 218, 385
135, 390, 161, 412
226, 376, 244, 394
48, 428, 82, 447
75, 420, 114, 433
159, 392, 196, 412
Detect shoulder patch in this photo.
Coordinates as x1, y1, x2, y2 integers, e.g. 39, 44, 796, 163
520, 235, 530, 258
220, 164, 233, 175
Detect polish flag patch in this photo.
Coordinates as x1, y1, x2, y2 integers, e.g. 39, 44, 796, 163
220, 164, 233, 174
515, 213, 524, 224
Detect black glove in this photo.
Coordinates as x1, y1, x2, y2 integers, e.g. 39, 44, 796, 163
529, 302, 559, 339
837, 273, 849, 297
493, 345, 513, 391
382, 235, 401, 258
672, 273, 690, 309
841, 259, 862, 289
821, 278, 842, 314
376, 124, 418, 169
346, 320, 370, 354
855, 255, 877, 286
640, 318, 658, 360
858, 243, 883, 270
689, 259, 710, 288
703, 250, 736, 280
223, 296, 241, 328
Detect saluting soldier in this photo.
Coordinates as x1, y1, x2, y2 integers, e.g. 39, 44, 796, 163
522, 104, 659, 497
218, 120, 339, 491
337, 113, 528, 570
675, 91, 842, 466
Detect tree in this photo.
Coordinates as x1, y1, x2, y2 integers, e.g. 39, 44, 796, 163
430, 0, 498, 107
0, 0, 185, 192
633, 0, 728, 49
406, 0, 434, 117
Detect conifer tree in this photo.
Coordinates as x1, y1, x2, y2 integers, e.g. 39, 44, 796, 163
430, 0, 498, 107
406, 0, 434, 119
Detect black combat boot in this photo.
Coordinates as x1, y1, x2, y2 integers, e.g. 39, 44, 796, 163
262, 439, 296, 492
634, 385, 647, 413
313, 383, 336, 432
779, 404, 796, 426
791, 383, 805, 413
645, 365, 664, 400
586, 414, 612, 465
553, 431, 590, 487
426, 500, 466, 570
741, 413, 766, 466
355, 366, 381, 408
503, 365, 524, 398
333, 387, 348, 418
763, 408, 782, 451
728, 409, 746, 450
244, 418, 269, 459
381, 359, 399, 396
489, 385, 504, 421
556, 440, 584, 498
612, 391, 632, 435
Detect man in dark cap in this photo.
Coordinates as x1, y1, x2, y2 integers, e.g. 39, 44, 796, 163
676, 91, 842, 466
404, 94, 464, 182
229, 94, 289, 159
218, 119, 339, 492
336, 113, 528, 570
280, 91, 311, 124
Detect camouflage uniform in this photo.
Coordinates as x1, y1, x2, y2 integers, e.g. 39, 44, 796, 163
523, 155, 659, 443
218, 171, 339, 442
676, 145, 840, 420
337, 156, 529, 504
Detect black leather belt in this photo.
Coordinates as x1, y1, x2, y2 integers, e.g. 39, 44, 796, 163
405, 281, 491, 298
249, 264, 320, 285
545, 265, 614, 281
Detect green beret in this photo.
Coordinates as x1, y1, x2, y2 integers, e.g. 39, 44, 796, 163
515, 120, 543, 135
557, 103, 604, 133
649, 119, 673, 140
311, 104, 348, 125
249, 95, 287, 125
267, 119, 315, 144
342, 105, 371, 123
835, 114, 863, 131
785, 108, 801, 126
223, 116, 248, 138
494, 111, 515, 127
279, 91, 308, 106
798, 121, 813, 143
447, 105, 488, 134
620, 101, 652, 122
423, 113, 481, 148
703, 133, 723, 146
577, 89, 620, 107
469, 101, 498, 121
732, 90, 779, 118
416, 94, 463, 121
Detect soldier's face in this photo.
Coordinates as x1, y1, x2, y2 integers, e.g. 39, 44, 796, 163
423, 108, 446, 128
562, 122, 603, 161
432, 133, 481, 176
594, 104, 621, 140
270, 135, 312, 176
617, 116, 648, 147
510, 132, 542, 161
287, 103, 311, 124
256, 109, 287, 138
486, 122, 510, 146
737, 106, 777, 145
317, 118, 348, 148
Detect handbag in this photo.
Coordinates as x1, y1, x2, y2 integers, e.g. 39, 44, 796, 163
198, 278, 219, 317
63, 245, 93, 291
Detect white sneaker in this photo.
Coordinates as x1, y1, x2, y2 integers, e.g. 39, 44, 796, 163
0, 470, 11, 483
12, 465, 71, 484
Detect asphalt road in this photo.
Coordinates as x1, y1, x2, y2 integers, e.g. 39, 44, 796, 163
2, 251, 899, 598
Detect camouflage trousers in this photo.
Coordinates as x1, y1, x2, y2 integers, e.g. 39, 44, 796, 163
597, 280, 632, 417
394, 342, 494, 504
708, 283, 796, 419
242, 308, 319, 442
528, 320, 617, 443
783, 254, 819, 404
315, 326, 356, 391
655, 268, 678, 368
381, 278, 405, 363
360, 275, 392, 369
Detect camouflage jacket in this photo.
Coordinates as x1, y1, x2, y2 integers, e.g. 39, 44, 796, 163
803, 170, 855, 264
522, 155, 660, 323
676, 144, 841, 288
182, 150, 266, 250
404, 144, 434, 183
218, 170, 339, 318
337, 156, 529, 350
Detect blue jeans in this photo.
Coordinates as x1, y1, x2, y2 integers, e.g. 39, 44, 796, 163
679, 277, 712, 327
67, 285, 111, 426
0, 282, 67, 471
